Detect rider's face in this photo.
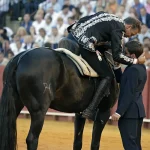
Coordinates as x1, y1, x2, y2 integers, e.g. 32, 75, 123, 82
124, 25, 139, 37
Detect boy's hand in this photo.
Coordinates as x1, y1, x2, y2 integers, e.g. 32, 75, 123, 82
112, 113, 121, 121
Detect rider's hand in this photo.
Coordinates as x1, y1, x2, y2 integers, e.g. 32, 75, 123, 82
88, 42, 95, 51
137, 52, 146, 64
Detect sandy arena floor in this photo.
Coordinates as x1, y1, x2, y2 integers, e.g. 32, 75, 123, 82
17, 118, 150, 150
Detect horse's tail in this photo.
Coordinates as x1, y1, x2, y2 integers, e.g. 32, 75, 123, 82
0, 57, 19, 150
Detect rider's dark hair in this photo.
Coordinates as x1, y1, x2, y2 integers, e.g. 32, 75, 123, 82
124, 17, 142, 33
125, 41, 143, 58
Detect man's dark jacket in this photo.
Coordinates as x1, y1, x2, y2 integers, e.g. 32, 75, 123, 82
68, 11, 135, 65
116, 64, 147, 118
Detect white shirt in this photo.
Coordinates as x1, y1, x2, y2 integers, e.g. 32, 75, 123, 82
32, 20, 46, 35
57, 24, 69, 36
141, 15, 146, 24
138, 30, 150, 43
35, 35, 49, 47
9, 43, 25, 55
57, 11, 73, 24
44, 22, 53, 36
0, 0, 9, 12
48, 34, 62, 44
44, 12, 59, 26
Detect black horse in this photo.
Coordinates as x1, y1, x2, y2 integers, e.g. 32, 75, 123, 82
0, 39, 118, 150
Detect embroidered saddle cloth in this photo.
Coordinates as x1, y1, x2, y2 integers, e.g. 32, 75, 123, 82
55, 48, 99, 77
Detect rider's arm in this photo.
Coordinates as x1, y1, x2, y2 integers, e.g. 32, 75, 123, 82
111, 30, 137, 65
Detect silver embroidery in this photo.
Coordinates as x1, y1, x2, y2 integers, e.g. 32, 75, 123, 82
120, 53, 133, 62
80, 35, 89, 43
73, 15, 124, 38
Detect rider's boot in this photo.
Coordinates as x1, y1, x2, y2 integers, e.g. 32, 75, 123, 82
82, 77, 111, 121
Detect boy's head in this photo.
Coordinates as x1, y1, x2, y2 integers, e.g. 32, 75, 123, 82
124, 41, 143, 58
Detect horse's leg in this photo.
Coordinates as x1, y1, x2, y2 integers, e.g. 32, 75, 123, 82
23, 89, 50, 150
91, 109, 110, 150
26, 104, 49, 150
73, 113, 86, 150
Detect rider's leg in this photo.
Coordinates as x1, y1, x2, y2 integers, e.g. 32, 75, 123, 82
80, 48, 114, 120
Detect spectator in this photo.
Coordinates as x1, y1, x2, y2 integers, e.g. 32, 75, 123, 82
32, 12, 45, 35
0, 27, 9, 41
47, 26, 62, 49
44, 7, 59, 26
83, 4, 95, 16
16, 27, 27, 43
10, 34, 23, 55
138, 24, 150, 43
139, 7, 150, 28
144, 45, 150, 59
23, 0, 44, 15
39, 0, 61, 12
0, 52, 9, 66
117, 5, 130, 19
68, 16, 75, 25
3, 27, 13, 41
72, 7, 82, 20
0, 36, 4, 52
105, 0, 118, 14
44, 16, 53, 36
128, 7, 138, 18
23, 35, 34, 50
15, 41, 25, 55
20, 14, 32, 34
57, 5, 73, 24
10, 0, 21, 21
29, 26, 36, 39
35, 28, 49, 47
64, 0, 75, 11
132, 0, 144, 17
145, 59, 150, 68
57, 17, 69, 36
95, 0, 106, 12
0, 0, 9, 26
143, 36, 150, 47
145, 0, 150, 14
7, 51, 14, 60
2, 40, 14, 58
80, 0, 89, 17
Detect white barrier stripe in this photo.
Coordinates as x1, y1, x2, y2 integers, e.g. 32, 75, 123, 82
20, 111, 150, 123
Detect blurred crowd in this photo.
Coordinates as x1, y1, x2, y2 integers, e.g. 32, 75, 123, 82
0, 0, 150, 69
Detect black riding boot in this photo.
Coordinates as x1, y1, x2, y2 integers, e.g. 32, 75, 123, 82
82, 77, 111, 121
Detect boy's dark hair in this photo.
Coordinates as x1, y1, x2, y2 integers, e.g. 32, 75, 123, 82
124, 17, 141, 32
125, 41, 143, 58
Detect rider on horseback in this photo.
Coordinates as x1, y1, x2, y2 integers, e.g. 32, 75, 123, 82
67, 11, 145, 121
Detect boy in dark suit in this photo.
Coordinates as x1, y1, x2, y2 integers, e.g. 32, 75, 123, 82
112, 41, 147, 150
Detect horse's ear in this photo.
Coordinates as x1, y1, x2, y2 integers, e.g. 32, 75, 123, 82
58, 38, 80, 56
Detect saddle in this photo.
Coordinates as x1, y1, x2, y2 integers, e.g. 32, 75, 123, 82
55, 48, 114, 77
